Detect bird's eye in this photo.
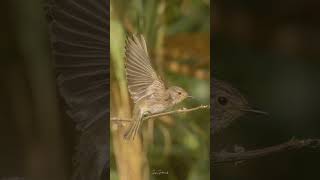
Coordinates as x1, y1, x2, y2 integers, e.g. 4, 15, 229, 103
218, 96, 228, 105
178, 92, 182, 95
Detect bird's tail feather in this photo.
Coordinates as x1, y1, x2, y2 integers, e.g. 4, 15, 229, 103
124, 110, 143, 140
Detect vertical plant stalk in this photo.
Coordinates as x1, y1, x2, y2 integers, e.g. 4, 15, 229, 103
110, 14, 149, 180
111, 75, 149, 180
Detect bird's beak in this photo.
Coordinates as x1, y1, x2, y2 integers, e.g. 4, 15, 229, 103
240, 107, 268, 115
187, 95, 193, 99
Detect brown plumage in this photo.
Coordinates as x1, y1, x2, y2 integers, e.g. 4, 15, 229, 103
124, 34, 190, 140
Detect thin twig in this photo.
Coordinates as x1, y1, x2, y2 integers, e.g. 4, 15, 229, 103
110, 118, 132, 122
110, 105, 210, 123
145, 105, 209, 120
213, 138, 320, 165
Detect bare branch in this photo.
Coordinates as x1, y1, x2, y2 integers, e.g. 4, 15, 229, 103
110, 105, 210, 124
144, 105, 209, 120
212, 138, 320, 165
110, 118, 132, 122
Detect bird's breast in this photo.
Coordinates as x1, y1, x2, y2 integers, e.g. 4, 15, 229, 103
137, 98, 172, 114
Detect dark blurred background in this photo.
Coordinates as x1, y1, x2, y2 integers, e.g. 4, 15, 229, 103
0, 1, 71, 179
213, 0, 320, 179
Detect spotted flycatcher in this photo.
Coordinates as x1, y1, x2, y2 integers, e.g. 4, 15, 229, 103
124, 34, 190, 140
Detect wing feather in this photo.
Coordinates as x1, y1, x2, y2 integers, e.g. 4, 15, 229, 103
125, 34, 165, 103
46, 0, 109, 179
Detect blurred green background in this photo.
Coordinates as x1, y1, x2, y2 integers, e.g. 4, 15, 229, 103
110, 0, 210, 180
0, 0, 70, 179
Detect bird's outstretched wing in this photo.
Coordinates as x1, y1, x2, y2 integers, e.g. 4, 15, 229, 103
125, 34, 165, 103
47, 0, 109, 131
46, 0, 109, 179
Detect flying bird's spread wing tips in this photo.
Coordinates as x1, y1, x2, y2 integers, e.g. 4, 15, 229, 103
46, 0, 109, 180
47, 0, 109, 132
125, 34, 165, 103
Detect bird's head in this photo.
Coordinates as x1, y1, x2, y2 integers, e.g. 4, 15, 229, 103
212, 79, 267, 133
168, 86, 191, 105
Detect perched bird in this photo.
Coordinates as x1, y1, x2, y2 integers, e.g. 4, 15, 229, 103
46, 0, 109, 179
124, 34, 191, 140
212, 78, 267, 134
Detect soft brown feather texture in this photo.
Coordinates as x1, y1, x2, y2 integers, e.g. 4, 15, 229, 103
125, 34, 165, 103
124, 35, 190, 140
